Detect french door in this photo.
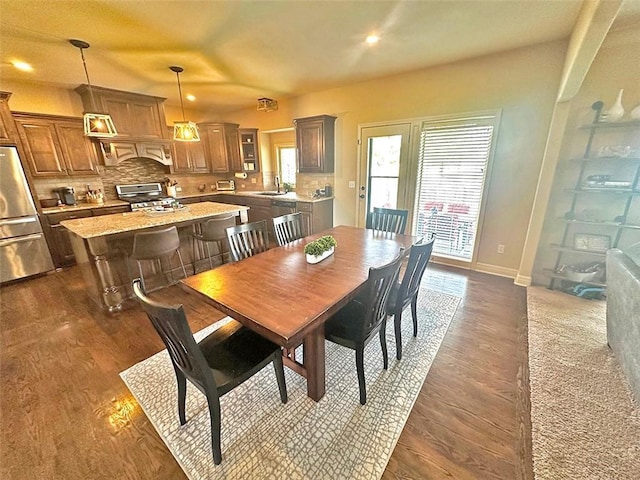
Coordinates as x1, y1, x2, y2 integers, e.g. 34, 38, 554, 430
358, 112, 498, 265
358, 123, 414, 226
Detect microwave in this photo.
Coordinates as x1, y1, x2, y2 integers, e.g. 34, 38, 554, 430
216, 180, 236, 191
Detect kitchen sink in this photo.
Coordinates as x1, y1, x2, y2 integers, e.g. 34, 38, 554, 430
257, 191, 288, 196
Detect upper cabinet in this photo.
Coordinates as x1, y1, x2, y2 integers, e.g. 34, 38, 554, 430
75, 85, 168, 140
168, 126, 209, 174
239, 128, 260, 173
200, 122, 242, 173
294, 114, 336, 173
13, 113, 98, 177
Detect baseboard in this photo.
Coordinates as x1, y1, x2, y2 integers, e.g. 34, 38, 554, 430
514, 274, 532, 287
475, 262, 518, 279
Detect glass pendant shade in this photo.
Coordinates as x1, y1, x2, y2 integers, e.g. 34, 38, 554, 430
70, 39, 118, 138
173, 121, 200, 142
84, 112, 117, 137
170, 65, 200, 142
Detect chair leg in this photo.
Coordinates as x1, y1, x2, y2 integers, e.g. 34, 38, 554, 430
176, 249, 189, 278
173, 366, 187, 425
355, 347, 366, 405
394, 307, 403, 360
411, 296, 418, 337
273, 351, 288, 404
379, 319, 388, 370
205, 391, 223, 465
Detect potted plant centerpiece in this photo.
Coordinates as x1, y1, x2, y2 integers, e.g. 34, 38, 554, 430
304, 235, 337, 264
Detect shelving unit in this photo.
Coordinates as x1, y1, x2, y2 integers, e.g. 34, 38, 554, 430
239, 128, 259, 172
548, 101, 640, 291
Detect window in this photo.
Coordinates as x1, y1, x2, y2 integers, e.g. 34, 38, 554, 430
277, 146, 297, 187
413, 114, 497, 262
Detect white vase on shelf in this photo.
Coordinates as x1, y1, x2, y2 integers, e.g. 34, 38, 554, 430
605, 89, 625, 122
631, 104, 640, 120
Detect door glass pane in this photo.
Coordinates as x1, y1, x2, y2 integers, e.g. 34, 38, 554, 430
368, 135, 402, 214
414, 117, 496, 262
370, 178, 399, 209
370, 136, 401, 176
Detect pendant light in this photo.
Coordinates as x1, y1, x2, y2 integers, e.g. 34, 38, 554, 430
69, 39, 117, 137
170, 66, 200, 142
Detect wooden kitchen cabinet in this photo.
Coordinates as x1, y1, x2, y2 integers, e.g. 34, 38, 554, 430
168, 126, 209, 173
294, 115, 336, 173
44, 205, 129, 267
297, 199, 333, 235
44, 210, 93, 267
239, 128, 260, 173
75, 85, 168, 140
200, 123, 242, 173
13, 113, 99, 177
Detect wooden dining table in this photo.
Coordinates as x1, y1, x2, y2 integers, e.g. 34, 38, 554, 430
179, 225, 418, 401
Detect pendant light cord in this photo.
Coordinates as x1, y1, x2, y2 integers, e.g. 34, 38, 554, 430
175, 70, 187, 122
78, 46, 98, 112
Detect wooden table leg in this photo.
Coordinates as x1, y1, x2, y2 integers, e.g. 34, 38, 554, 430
303, 325, 325, 401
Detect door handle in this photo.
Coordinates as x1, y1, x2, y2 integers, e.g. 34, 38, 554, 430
359, 194, 365, 199
0, 217, 37, 226
0, 233, 44, 247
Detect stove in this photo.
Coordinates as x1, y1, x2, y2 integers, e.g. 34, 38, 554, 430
115, 182, 174, 211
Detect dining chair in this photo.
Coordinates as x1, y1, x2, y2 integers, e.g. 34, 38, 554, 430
131, 225, 188, 292
386, 235, 435, 360
192, 214, 237, 272
132, 279, 287, 465
324, 249, 404, 405
272, 212, 305, 246
367, 207, 409, 234
225, 220, 269, 262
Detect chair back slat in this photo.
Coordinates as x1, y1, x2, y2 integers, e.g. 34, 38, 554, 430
225, 220, 269, 262
273, 212, 305, 246
359, 249, 404, 336
367, 207, 409, 234
132, 279, 216, 393
398, 235, 435, 302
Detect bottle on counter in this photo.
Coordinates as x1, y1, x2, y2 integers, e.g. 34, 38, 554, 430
324, 183, 332, 197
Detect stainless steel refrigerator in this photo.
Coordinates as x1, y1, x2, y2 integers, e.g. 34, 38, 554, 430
0, 145, 54, 282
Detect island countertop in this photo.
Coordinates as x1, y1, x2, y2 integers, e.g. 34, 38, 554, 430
60, 202, 248, 239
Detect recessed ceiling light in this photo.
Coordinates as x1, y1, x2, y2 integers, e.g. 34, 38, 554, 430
365, 34, 380, 45
186, 94, 196, 102
12, 60, 33, 72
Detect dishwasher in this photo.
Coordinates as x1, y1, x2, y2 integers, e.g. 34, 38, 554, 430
271, 199, 297, 218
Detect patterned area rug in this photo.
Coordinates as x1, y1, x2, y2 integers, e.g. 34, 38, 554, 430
527, 286, 640, 479
120, 289, 459, 480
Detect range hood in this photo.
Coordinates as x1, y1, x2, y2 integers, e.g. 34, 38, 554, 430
98, 140, 173, 166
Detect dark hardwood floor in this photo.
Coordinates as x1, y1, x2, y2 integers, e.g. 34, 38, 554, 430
0, 263, 532, 479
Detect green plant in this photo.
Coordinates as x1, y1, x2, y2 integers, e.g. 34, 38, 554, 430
304, 235, 337, 256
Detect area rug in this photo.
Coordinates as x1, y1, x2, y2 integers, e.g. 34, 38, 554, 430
120, 288, 460, 480
527, 286, 640, 479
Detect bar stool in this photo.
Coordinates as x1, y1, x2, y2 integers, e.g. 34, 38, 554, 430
192, 215, 237, 272
131, 226, 188, 291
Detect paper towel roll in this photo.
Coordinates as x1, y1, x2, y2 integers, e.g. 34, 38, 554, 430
234, 172, 248, 179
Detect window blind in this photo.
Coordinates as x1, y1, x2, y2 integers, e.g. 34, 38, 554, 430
414, 116, 496, 261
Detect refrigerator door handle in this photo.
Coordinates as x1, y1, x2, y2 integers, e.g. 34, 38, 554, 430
0, 233, 45, 247
0, 217, 38, 227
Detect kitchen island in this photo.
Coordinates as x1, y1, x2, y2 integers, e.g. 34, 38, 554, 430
61, 202, 249, 312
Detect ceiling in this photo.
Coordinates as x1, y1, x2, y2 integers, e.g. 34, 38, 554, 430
1, 1, 638, 114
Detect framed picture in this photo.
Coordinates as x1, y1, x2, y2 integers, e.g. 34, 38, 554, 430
574, 234, 611, 252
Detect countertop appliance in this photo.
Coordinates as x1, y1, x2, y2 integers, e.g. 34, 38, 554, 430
55, 186, 76, 205
0, 146, 54, 282
115, 182, 174, 211
216, 179, 235, 191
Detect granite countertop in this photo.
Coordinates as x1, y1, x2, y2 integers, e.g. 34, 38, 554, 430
60, 202, 248, 239
41, 199, 130, 214
175, 191, 333, 203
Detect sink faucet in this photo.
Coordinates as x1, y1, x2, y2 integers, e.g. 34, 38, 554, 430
275, 175, 281, 193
